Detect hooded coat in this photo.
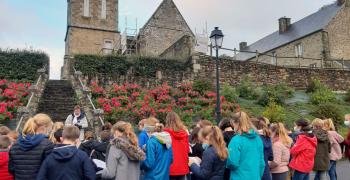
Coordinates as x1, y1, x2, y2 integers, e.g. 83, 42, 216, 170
260, 135, 273, 180
8, 134, 53, 180
328, 131, 344, 161
0, 149, 13, 180
313, 129, 331, 171
226, 129, 265, 180
344, 130, 350, 160
289, 134, 317, 173
36, 144, 96, 180
100, 137, 146, 180
141, 132, 173, 180
164, 128, 190, 176
190, 146, 226, 180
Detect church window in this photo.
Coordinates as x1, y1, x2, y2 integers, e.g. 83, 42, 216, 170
83, 0, 90, 17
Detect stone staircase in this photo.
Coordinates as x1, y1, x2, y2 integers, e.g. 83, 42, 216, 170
37, 80, 76, 122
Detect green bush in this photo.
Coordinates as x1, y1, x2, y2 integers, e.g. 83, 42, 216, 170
312, 103, 342, 127
0, 49, 49, 81
258, 83, 295, 106
306, 78, 326, 93
310, 88, 336, 105
236, 76, 259, 100
262, 101, 286, 123
193, 79, 213, 95
221, 83, 239, 102
345, 88, 350, 103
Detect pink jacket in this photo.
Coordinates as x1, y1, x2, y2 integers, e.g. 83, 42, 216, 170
269, 140, 290, 174
328, 131, 344, 161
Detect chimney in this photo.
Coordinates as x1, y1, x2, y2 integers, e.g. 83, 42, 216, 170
279, 17, 291, 33
239, 42, 247, 51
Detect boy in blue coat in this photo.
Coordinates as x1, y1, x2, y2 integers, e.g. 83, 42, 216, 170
36, 126, 96, 180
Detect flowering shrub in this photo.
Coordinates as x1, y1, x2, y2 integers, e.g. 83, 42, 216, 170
0, 79, 31, 122
91, 82, 239, 125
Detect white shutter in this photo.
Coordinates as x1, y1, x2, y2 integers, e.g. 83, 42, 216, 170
83, 0, 90, 17
101, 0, 107, 19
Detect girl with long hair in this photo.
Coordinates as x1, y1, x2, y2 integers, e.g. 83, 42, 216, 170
269, 123, 292, 180
49, 122, 64, 144
226, 112, 265, 180
189, 126, 228, 180
8, 113, 54, 179
323, 118, 343, 180
99, 121, 145, 180
164, 112, 189, 180
251, 117, 273, 180
218, 118, 235, 180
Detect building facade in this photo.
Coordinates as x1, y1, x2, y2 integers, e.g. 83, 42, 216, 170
65, 0, 120, 55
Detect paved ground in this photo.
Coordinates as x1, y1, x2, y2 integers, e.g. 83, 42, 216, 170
309, 160, 349, 180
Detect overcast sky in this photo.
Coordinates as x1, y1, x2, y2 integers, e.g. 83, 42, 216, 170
0, 0, 335, 79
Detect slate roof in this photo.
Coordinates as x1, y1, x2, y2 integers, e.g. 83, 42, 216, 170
235, 2, 343, 61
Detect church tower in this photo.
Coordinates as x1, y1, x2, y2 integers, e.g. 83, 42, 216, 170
65, 0, 120, 55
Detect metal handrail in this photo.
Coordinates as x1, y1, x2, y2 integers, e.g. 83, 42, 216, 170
16, 73, 43, 131
73, 67, 104, 126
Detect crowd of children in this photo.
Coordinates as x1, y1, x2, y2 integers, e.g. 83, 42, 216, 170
1, 111, 350, 180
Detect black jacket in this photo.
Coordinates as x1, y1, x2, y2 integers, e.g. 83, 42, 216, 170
190, 143, 204, 159
223, 131, 235, 147
91, 141, 108, 161
9, 134, 53, 180
79, 139, 97, 157
37, 144, 96, 180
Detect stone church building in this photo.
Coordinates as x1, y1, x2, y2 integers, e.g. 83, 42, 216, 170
235, 0, 350, 68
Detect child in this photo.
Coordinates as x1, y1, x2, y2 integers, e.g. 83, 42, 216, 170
141, 117, 173, 180
7, 131, 18, 145
289, 119, 317, 180
218, 118, 235, 180
99, 121, 145, 180
344, 114, 350, 163
79, 131, 97, 156
37, 126, 96, 180
269, 123, 292, 180
53, 129, 63, 144
0, 135, 13, 180
49, 122, 64, 144
226, 112, 265, 180
0, 126, 10, 135
138, 118, 151, 148
90, 130, 110, 161
189, 126, 228, 180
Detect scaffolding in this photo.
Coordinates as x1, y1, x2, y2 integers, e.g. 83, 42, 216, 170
121, 17, 138, 55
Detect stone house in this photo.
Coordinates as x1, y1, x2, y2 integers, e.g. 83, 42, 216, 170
235, 0, 350, 68
136, 0, 195, 59
65, 0, 120, 55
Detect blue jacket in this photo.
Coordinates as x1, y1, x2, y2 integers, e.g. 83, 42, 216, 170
190, 146, 226, 180
260, 135, 273, 180
36, 144, 96, 180
226, 129, 265, 180
138, 130, 149, 148
141, 134, 173, 180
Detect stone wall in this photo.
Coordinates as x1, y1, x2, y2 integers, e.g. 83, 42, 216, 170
160, 35, 194, 59
137, 0, 194, 57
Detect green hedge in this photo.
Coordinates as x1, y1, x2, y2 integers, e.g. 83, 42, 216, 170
0, 49, 49, 81
74, 55, 191, 78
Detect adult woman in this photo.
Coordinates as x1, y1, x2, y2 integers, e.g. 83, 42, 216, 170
324, 118, 343, 180
251, 118, 273, 180
189, 126, 228, 180
8, 113, 54, 180
312, 119, 330, 180
100, 121, 145, 180
289, 119, 317, 180
226, 112, 265, 180
164, 112, 190, 180
269, 123, 292, 180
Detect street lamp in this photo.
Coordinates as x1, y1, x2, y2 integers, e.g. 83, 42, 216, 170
210, 27, 224, 124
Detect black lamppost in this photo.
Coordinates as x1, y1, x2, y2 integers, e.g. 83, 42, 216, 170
210, 27, 224, 124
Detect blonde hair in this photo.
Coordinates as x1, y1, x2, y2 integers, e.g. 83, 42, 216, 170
323, 118, 336, 131
270, 123, 292, 146
22, 113, 53, 137
232, 112, 253, 134
200, 126, 228, 160
251, 118, 271, 137
49, 122, 64, 143
165, 112, 187, 131
312, 118, 324, 130
112, 121, 138, 147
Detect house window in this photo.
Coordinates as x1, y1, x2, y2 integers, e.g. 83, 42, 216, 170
83, 0, 90, 17
103, 40, 113, 54
271, 52, 277, 64
295, 43, 303, 57
101, 0, 107, 19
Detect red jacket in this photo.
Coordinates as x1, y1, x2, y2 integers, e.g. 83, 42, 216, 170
289, 134, 317, 173
344, 130, 350, 160
164, 129, 190, 175
0, 150, 13, 180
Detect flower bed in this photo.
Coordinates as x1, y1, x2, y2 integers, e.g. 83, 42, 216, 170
90, 82, 239, 125
0, 79, 31, 122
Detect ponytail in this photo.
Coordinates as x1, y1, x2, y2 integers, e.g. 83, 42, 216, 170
271, 123, 292, 146
22, 113, 52, 137
201, 126, 228, 160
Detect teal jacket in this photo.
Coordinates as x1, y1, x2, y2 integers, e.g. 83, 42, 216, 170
226, 129, 265, 180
